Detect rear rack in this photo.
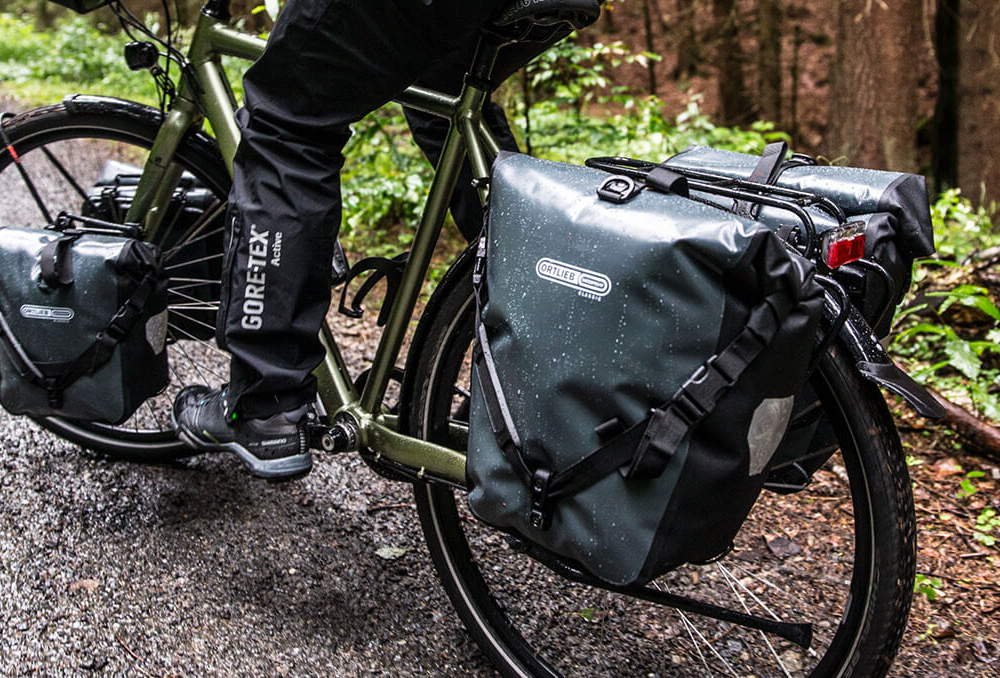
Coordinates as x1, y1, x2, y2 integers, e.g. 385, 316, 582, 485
586, 156, 854, 260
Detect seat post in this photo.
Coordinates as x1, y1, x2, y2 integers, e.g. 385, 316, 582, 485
465, 32, 505, 93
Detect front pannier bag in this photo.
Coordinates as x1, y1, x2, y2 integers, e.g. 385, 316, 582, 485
0, 226, 169, 424
467, 153, 825, 587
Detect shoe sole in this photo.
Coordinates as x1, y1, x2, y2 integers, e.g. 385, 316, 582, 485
171, 411, 312, 481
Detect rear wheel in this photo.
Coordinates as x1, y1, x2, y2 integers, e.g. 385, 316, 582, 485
402, 251, 916, 677
0, 101, 231, 461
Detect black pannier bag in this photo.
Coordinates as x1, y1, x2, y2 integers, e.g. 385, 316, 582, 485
82, 161, 222, 340
0, 225, 169, 424
467, 153, 825, 587
658, 143, 935, 486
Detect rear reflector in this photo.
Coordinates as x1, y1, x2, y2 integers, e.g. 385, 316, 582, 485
823, 222, 867, 269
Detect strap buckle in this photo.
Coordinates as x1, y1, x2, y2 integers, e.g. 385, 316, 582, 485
623, 354, 739, 480
472, 233, 488, 287
528, 468, 553, 531
681, 353, 739, 414
44, 377, 63, 409
104, 305, 137, 342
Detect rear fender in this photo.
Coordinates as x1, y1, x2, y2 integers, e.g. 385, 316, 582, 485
833, 304, 944, 419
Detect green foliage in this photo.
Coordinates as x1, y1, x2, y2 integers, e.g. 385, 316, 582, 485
524, 34, 656, 114
890, 190, 1000, 422
913, 573, 944, 602
957, 470, 985, 498
0, 12, 246, 107
930, 188, 1000, 260
339, 106, 432, 256
0, 15, 793, 267
974, 508, 1000, 548
0, 13, 156, 102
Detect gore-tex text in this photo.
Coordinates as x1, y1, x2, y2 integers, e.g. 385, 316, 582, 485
241, 224, 272, 330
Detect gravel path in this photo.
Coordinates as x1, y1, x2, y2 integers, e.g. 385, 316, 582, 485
0, 320, 496, 678
0, 330, 496, 678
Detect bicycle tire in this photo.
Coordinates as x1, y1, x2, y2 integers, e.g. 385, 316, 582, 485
401, 248, 916, 677
0, 99, 231, 461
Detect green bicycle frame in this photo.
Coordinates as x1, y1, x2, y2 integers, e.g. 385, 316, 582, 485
126, 8, 506, 485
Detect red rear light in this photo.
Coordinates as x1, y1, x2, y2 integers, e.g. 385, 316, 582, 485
823, 222, 867, 269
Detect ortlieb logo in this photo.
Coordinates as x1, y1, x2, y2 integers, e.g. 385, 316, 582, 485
535, 258, 612, 300
20, 305, 74, 323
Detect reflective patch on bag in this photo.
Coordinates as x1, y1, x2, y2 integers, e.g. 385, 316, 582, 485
747, 395, 796, 476
146, 310, 168, 355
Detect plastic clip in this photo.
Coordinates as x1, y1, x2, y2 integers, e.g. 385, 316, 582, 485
44, 377, 63, 410
528, 468, 553, 531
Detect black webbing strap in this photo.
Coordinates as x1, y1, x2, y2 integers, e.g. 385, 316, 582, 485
470, 225, 533, 489
0, 266, 158, 409
39, 234, 78, 288
734, 141, 788, 219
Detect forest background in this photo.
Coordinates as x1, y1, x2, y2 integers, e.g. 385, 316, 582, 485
0, 0, 999, 671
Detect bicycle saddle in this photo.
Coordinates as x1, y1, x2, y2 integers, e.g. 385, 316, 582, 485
489, 0, 601, 42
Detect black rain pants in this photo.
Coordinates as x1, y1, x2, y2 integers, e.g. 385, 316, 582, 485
216, 0, 566, 418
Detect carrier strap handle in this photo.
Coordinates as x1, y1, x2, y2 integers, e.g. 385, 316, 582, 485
734, 141, 788, 219
0, 266, 158, 410
39, 235, 78, 288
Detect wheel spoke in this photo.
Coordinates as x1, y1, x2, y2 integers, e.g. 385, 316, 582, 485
163, 201, 227, 261
164, 252, 223, 271
41, 146, 89, 201
717, 564, 795, 678
167, 324, 229, 363
168, 329, 225, 383
659, 582, 740, 677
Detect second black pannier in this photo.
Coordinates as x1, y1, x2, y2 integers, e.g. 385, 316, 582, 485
0, 223, 169, 424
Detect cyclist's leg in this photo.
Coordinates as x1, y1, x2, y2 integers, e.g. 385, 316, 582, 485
404, 35, 570, 241
216, 0, 509, 419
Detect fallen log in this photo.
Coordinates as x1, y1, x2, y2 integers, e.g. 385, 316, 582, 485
927, 388, 1000, 464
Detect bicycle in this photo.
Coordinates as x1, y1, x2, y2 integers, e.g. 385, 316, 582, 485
0, 0, 917, 675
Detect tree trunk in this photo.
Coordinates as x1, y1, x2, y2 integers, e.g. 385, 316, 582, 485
34, 0, 54, 31
713, 0, 755, 125
957, 0, 1000, 205
790, 24, 804, 146
933, 0, 961, 195
828, 0, 923, 171
757, 0, 783, 125
641, 0, 659, 96
672, 0, 701, 79
929, 389, 1000, 464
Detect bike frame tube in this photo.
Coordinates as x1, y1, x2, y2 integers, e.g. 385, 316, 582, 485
123, 7, 501, 485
